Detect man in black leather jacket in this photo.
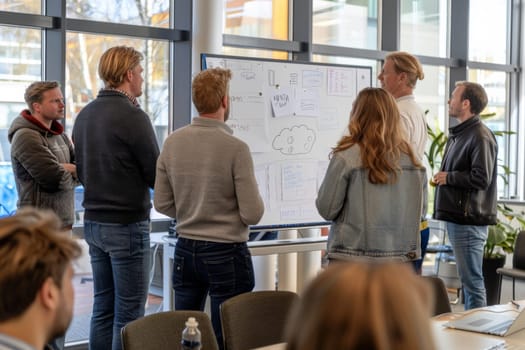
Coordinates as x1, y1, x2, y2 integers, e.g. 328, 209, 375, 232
433, 81, 498, 310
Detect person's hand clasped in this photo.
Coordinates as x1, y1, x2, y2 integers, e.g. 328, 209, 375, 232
432, 172, 447, 186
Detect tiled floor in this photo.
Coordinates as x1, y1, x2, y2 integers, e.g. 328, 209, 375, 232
66, 274, 162, 345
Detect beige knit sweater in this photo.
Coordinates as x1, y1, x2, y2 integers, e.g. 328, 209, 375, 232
154, 117, 264, 242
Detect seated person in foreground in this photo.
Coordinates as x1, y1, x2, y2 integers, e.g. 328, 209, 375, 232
0, 207, 81, 350
285, 261, 436, 350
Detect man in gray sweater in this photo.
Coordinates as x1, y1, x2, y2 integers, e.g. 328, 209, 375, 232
154, 67, 264, 349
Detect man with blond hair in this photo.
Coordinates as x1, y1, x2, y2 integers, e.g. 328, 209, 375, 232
0, 207, 81, 350
378, 51, 429, 273
154, 67, 264, 348
72, 46, 159, 350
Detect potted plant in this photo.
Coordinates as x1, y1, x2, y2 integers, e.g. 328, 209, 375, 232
483, 204, 525, 304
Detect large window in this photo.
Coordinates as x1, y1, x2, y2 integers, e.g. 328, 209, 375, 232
66, 0, 170, 28
469, 69, 509, 197
0, 0, 40, 14
223, 47, 288, 60
469, 0, 508, 64
313, 0, 378, 49
0, 27, 41, 128
400, 0, 448, 57
467, 0, 515, 197
65, 33, 170, 144
0, 3, 188, 346
224, 0, 289, 40
0, 26, 41, 214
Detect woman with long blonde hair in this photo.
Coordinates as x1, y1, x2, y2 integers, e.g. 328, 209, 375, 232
316, 87, 426, 262
285, 261, 436, 350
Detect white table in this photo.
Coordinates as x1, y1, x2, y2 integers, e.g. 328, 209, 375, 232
252, 321, 525, 350
432, 302, 525, 349
150, 232, 327, 311
251, 303, 525, 350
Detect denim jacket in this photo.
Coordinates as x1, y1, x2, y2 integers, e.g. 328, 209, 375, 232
316, 146, 427, 261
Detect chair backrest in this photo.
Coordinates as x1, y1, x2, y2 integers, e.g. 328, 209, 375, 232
422, 276, 452, 316
220, 290, 300, 350
121, 310, 219, 350
513, 231, 525, 270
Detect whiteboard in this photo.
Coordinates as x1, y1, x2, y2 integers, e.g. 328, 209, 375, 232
202, 54, 372, 229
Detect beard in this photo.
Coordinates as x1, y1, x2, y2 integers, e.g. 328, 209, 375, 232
224, 104, 230, 122
47, 295, 73, 343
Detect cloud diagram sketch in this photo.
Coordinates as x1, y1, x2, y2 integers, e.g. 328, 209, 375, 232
272, 125, 316, 155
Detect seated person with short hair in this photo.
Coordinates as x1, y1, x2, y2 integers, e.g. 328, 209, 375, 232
285, 261, 436, 350
0, 207, 81, 350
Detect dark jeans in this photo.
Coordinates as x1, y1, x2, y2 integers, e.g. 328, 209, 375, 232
412, 225, 430, 273
173, 237, 255, 349
84, 220, 151, 350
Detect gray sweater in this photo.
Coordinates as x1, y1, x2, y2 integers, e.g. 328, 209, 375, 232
8, 110, 77, 227
154, 117, 264, 242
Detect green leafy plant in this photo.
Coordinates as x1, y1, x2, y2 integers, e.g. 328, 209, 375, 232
484, 203, 525, 258
425, 124, 447, 175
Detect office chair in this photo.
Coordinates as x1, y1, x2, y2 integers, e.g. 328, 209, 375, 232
497, 230, 525, 303
421, 275, 452, 316
121, 310, 219, 350
220, 290, 299, 350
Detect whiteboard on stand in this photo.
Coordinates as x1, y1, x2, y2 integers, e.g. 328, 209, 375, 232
202, 54, 372, 229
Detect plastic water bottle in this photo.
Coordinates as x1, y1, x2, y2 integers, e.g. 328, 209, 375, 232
181, 317, 201, 350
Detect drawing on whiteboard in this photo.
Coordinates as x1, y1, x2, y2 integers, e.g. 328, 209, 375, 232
241, 71, 256, 80
271, 87, 294, 118
268, 69, 275, 86
302, 70, 323, 88
272, 124, 316, 155
289, 72, 298, 85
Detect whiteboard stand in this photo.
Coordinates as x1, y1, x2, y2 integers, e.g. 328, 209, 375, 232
277, 229, 298, 292
253, 254, 277, 291
296, 228, 323, 293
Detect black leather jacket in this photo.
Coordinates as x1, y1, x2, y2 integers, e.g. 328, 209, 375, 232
433, 116, 498, 225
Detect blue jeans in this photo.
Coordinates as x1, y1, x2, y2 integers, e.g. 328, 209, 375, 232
412, 225, 430, 273
84, 220, 151, 350
446, 222, 488, 310
173, 237, 255, 349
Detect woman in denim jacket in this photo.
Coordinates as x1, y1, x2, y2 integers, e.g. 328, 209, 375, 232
316, 88, 427, 262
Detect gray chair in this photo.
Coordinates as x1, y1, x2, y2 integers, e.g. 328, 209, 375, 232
497, 230, 525, 303
121, 310, 219, 350
422, 275, 452, 316
220, 290, 299, 350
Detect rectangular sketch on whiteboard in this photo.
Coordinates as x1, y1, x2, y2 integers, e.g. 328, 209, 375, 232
202, 54, 372, 228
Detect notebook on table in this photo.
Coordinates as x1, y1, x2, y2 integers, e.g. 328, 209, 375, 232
444, 307, 525, 337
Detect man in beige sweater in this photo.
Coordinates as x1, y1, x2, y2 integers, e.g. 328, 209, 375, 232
154, 67, 264, 349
